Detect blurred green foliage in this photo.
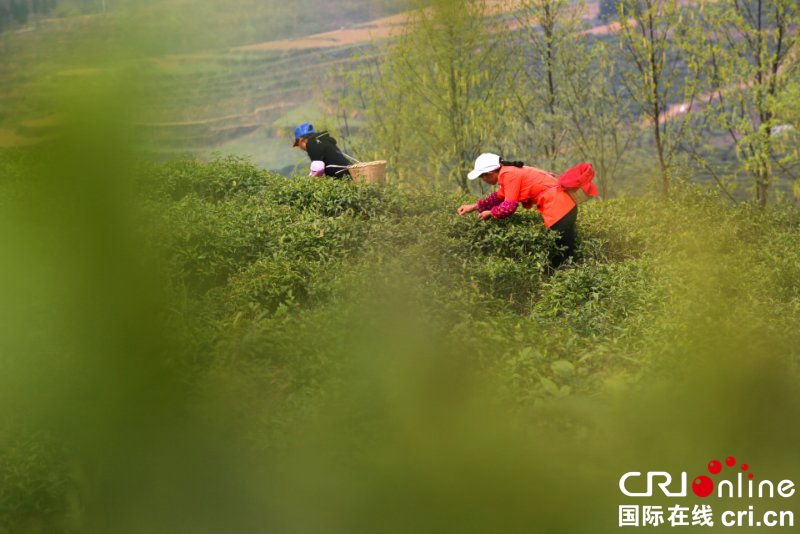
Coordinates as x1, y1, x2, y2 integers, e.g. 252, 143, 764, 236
2, 154, 800, 531
1, 0, 800, 528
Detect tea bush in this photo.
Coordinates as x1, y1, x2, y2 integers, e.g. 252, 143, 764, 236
0, 431, 72, 534
144, 158, 800, 401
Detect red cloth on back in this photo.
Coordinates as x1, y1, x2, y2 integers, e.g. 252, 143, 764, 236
557, 163, 598, 197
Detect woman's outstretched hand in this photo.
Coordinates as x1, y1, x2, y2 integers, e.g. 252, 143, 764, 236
457, 203, 478, 216
478, 210, 493, 221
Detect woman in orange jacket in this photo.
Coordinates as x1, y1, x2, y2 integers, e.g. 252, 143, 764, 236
457, 153, 578, 266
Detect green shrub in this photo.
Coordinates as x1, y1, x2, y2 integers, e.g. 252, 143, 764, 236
0, 432, 72, 534
143, 155, 273, 202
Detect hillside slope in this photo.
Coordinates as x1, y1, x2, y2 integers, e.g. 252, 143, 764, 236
1, 0, 613, 172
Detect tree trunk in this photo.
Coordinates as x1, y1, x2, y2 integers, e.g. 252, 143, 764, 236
757, 172, 769, 208
648, 10, 668, 197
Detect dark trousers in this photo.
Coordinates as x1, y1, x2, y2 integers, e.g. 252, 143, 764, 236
548, 205, 578, 267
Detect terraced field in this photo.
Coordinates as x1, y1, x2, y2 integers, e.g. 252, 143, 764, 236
0, 0, 639, 173
139, 45, 373, 170
0, 1, 403, 172
136, 0, 591, 170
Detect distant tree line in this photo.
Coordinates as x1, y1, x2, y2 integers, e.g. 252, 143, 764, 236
334, 0, 800, 206
599, 0, 645, 21
0, 0, 57, 29
0, 0, 104, 31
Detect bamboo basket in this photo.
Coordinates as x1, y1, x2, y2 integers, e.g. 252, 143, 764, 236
566, 188, 591, 205
348, 160, 387, 184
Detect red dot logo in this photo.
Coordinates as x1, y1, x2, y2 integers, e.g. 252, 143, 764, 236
695, 455, 754, 496
692, 476, 714, 498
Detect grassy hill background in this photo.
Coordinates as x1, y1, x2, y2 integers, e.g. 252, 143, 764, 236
0, 0, 405, 173
6, 0, 704, 181
1, 0, 796, 199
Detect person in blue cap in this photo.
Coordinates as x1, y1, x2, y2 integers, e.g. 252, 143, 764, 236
292, 122, 354, 178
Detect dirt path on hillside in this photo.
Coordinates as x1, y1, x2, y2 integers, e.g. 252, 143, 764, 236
237, 0, 717, 52
236, 12, 409, 51
235, 0, 604, 52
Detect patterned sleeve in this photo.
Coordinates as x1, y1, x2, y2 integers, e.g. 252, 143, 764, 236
476, 192, 503, 211
491, 200, 519, 219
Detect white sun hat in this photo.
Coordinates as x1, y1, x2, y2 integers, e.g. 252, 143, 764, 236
467, 153, 501, 180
